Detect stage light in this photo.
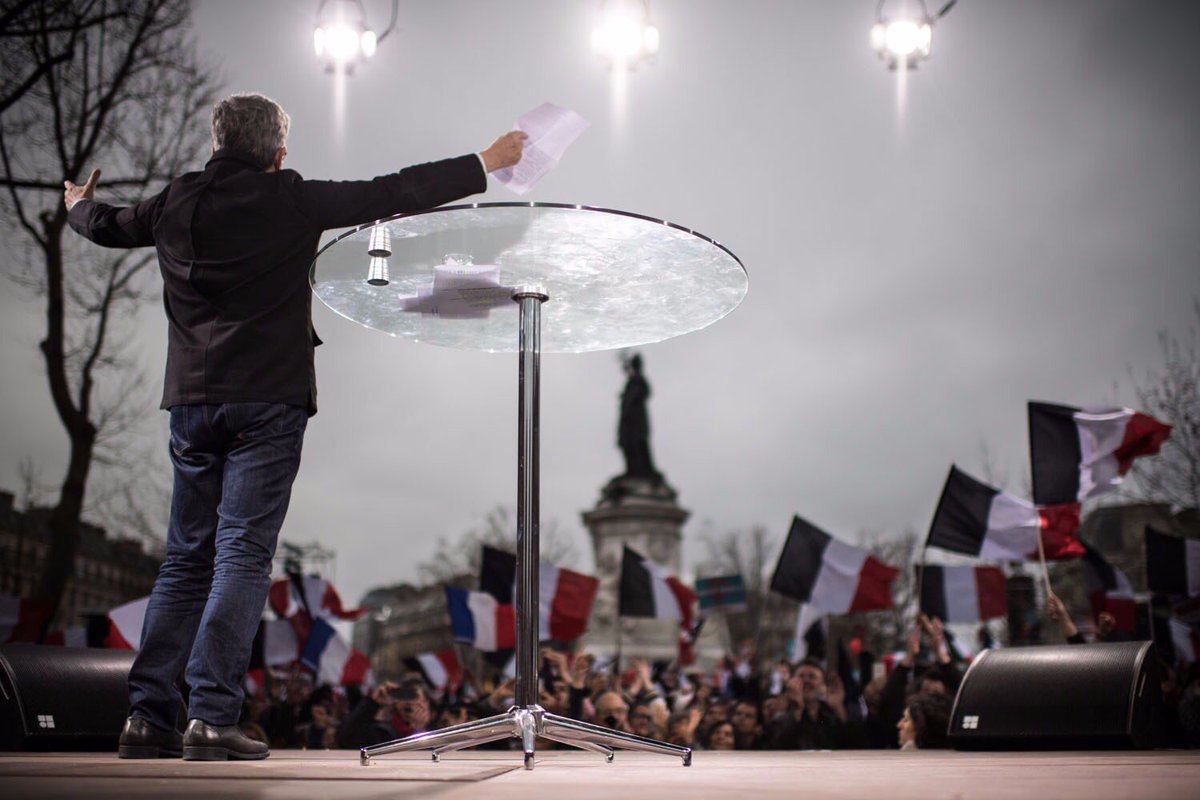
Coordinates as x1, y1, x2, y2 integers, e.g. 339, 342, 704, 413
314, 0, 397, 74
871, 0, 956, 70
592, 0, 659, 69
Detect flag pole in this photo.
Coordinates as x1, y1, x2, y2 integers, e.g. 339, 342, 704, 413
1035, 523, 1053, 597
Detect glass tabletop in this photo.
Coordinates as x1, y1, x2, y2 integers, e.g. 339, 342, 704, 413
310, 202, 747, 354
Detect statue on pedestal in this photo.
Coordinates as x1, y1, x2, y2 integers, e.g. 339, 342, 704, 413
603, 352, 675, 504
618, 353, 660, 482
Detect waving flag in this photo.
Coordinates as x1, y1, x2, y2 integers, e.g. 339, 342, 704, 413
106, 595, 150, 650
268, 574, 365, 621
926, 466, 1083, 561
1029, 401, 1171, 505
479, 546, 599, 642
405, 650, 462, 691
1145, 527, 1200, 597
445, 586, 517, 652
918, 565, 1008, 624
618, 546, 696, 625
1081, 545, 1137, 632
300, 617, 371, 686
769, 516, 899, 613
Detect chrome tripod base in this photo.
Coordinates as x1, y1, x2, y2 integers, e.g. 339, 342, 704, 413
359, 705, 692, 770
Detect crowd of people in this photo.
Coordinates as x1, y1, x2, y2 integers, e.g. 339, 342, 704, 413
235, 599, 1200, 753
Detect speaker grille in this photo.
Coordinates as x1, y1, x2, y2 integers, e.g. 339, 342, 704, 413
0, 645, 135, 750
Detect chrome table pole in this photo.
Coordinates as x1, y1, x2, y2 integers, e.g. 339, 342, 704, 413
360, 285, 691, 770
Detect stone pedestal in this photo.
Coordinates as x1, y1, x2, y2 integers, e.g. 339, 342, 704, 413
580, 474, 700, 662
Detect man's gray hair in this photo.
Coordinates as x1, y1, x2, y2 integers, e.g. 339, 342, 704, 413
211, 93, 290, 167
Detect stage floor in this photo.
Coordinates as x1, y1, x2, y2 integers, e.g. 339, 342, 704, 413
1, 749, 1198, 800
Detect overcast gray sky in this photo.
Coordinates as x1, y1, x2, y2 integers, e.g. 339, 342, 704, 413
2, 1, 1197, 607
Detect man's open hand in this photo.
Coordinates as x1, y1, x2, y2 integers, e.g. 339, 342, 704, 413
63, 169, 100, 211
481, 131, 527, 173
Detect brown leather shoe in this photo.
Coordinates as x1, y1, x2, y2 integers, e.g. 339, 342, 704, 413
182, 718, 269, 761
118, 716, 183, 759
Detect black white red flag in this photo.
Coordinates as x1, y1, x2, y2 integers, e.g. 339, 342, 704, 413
1028, 401, 1171, 505
917, 564, 1008, 624
1081, 544, 1137, 632
926, 466, 1084, 560
619, 546, 695, 626
769, 516, 899, 613
479, 545, 600, 642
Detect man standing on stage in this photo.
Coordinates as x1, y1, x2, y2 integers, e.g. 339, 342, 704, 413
63, 92, 525, 761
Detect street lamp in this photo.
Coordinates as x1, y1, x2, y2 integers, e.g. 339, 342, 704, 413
314, 0, 396, 75
592, 0, 660, 70
870, 0, 957, 70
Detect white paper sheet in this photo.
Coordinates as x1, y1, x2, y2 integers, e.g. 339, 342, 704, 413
493, 102, 590, 195
398, 263, 514, 319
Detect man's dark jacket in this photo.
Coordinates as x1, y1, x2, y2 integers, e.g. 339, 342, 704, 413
68, 149, 485, 414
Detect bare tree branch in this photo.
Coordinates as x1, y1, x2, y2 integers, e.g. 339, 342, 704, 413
0, 0, 220, 628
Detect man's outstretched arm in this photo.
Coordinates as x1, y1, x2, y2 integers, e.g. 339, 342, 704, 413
295, 131, 528, 232
65, 168, 164, 249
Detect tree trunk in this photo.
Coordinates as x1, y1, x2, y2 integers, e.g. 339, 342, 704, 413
35, 426, 96, 631
31, 210, 99, 632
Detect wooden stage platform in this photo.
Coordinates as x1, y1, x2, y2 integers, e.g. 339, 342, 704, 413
1, 749, 1198, 800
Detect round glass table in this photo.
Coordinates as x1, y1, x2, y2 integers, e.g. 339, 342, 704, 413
311, 202, 746, 769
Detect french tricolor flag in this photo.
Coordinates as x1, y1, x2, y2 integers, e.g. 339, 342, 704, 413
299, 617, 371, 686
404, 650, 462, 691
1145, 527, 1200, 597
1080, 544, 1137, 632
479, 546, 600, 642
618, 546, 696, 627
769, 516, 899, 614
1029, 401, 1171, 505
918, 565, 1008, 624
926, 466, 1084, 561
445, 586, 517, 652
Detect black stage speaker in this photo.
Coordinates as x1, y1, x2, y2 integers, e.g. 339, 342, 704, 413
0, 644, 134, 750
949, 640, 1163, 749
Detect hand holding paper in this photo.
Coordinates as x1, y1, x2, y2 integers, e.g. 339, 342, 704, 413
493, 102, 590, 196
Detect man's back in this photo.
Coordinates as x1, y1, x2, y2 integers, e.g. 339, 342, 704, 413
69, 148, 485, 412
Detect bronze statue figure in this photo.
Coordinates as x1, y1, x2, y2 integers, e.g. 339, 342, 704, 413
618, 353, 661, 482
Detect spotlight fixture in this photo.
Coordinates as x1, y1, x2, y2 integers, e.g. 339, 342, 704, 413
591, 0, 660, 70
870, 0, 957, 70
314, 0, 396, 75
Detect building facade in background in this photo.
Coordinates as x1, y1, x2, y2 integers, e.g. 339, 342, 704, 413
0, 490, 161, 629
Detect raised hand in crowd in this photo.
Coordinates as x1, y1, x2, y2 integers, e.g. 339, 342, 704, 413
919, 613, 951, 664
901, 622, 922, 668
369, 681, 400, 707
1096, 611, 1116, 642
568, 653, 591, 690
485, 677, 516, 710
1046, 591, 1081, 642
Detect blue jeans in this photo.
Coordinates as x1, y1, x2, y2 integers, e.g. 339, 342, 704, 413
129, 403, 308, 729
